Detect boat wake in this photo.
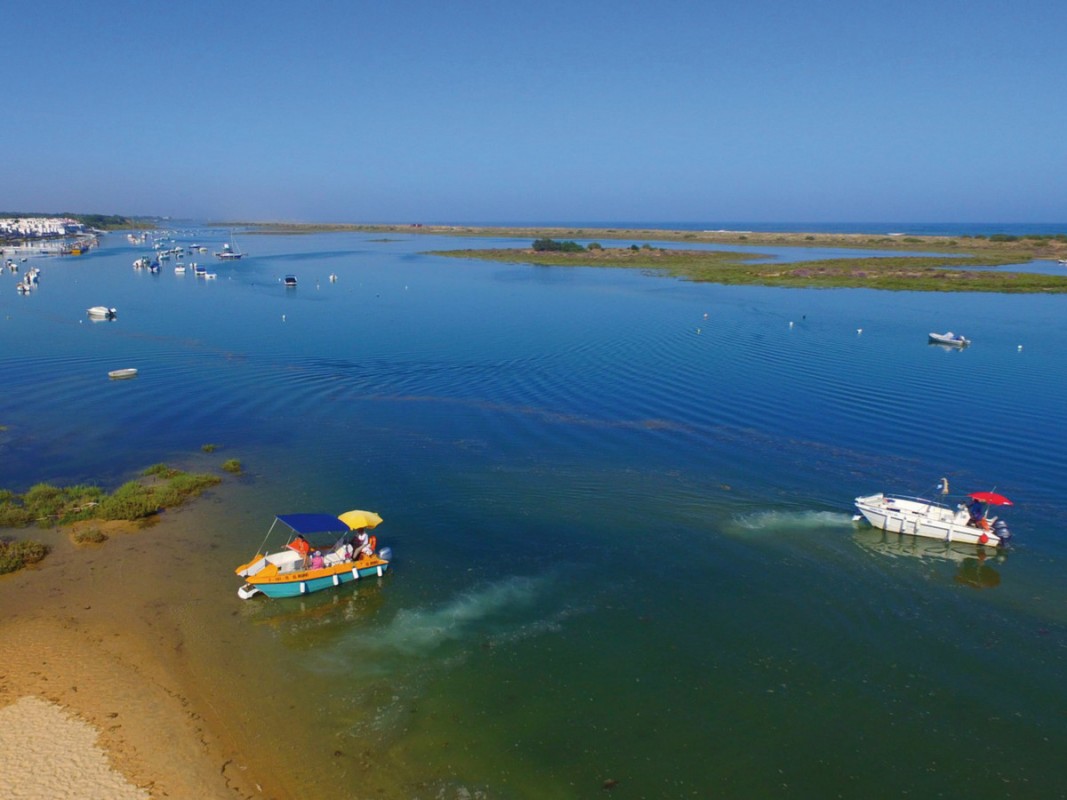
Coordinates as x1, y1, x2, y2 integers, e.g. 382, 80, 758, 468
309, 574, 566, 680
727, 509, 856, 534
311, 574, 579, 738
365, 574, 549, 656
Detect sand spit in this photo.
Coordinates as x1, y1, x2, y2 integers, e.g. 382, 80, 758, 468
0, 695, 149, 800
0, 514, 272, 800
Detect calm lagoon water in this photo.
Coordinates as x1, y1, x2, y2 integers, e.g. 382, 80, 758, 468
3, 229, 1067, 798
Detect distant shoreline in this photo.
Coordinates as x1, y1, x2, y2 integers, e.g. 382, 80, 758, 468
238, 220, 1067, 253
239, 222, 1067, 293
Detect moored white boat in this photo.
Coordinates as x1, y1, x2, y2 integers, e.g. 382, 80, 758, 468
854, 487, 1013, 547
214, 233, 244, 260
928, 331, 970, 347
235, 510, 392, 599
87, 306, 117, 319
108, 368, 138, 379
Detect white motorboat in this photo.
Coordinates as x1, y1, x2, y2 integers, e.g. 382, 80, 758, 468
854, 487, 1013, 547
87, 306, 117, 320
928, 331, 970, 347
108, 368, 138, 379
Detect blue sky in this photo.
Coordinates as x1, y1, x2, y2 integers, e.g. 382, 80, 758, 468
6, 0, 1067, 223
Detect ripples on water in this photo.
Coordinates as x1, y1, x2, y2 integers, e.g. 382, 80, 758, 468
3, 230, 1067, 798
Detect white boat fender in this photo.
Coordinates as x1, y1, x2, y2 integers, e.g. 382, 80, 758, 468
351, 567, 360, 580
332, 574, 340, 586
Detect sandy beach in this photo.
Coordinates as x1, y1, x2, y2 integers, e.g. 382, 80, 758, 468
0, 517, 269, 800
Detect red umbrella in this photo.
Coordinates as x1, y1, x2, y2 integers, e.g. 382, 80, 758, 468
969, 491, 1013, 506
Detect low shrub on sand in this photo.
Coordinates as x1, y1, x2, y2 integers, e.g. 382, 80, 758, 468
0, 538, 49, 574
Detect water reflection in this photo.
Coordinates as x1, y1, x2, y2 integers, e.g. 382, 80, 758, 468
239, 579, 388, 646
852, 527, 1005, 588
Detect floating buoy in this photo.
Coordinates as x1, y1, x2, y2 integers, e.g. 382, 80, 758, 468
696, 328, 701, 335
857, 328, 863, 335
789, 321, 794, 328
282, 314, 286, 322
1018, 345, 1023, 351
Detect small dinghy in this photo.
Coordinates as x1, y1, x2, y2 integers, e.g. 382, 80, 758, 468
928, 331, 970, 347
87, 306, 117, 320
108, 368, 138, 380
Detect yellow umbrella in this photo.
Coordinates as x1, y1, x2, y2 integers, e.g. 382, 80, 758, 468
338, 509, 383, 530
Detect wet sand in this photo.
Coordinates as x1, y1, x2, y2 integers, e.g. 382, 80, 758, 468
0, 515, 274, 800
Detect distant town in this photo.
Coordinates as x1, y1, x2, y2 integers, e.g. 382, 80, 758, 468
0, 216, 93, 241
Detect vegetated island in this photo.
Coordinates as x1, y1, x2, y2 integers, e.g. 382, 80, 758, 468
0, 464, 223, 574
234, 222, 1067, 292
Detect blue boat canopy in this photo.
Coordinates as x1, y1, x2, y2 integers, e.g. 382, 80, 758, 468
276, 513, 347, 535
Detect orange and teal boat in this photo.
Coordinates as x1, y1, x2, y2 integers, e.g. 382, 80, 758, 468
235, 510, 392, 599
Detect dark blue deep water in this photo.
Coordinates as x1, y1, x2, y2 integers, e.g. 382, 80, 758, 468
2, 228, 1066, 798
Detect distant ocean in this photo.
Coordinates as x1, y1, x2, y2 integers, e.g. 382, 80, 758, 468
456, 221, 1067, 237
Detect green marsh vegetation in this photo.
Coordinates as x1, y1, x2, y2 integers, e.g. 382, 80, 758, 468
0, 465, 225, 574
241, 223, 1067, 291
432, 240, 1067, 293
0, 538, 49, 575
0, 464, 221, 527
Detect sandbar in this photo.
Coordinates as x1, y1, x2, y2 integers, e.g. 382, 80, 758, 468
0, 515, 271, 800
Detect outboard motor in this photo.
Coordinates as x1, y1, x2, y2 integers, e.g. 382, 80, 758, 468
993, 519, 1012, 543
378, 546, 393, 562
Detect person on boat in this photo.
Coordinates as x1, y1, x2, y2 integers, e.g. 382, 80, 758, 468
310, 550, 325, 570
354, 529, 378, 560
289, 534, 312, 568
967, 498, 985, 528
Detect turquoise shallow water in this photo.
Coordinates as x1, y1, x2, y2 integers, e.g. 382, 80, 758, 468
3, 229, 1066, 798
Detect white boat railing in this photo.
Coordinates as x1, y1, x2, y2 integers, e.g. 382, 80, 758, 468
878, 493, 954, 510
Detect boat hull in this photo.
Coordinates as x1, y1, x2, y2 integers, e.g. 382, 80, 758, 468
928, 332, 969, 347
854, 493, 1007, 546
240, 558, 390, 599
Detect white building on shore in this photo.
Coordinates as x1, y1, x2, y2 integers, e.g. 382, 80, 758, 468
0, 217, 87, 239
